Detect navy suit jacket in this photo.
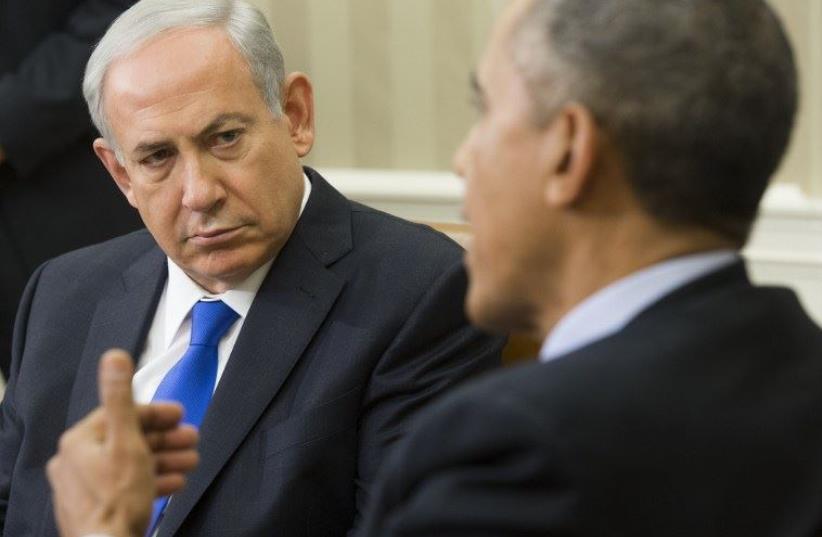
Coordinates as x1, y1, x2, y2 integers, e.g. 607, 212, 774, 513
0, 168, 504, 536
360, 262, 822, 536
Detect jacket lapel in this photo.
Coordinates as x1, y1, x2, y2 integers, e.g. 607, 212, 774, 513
159, 168, 352, 536
65, 244, 167, 426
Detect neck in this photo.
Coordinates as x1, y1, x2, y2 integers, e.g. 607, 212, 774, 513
533, 217, 737, 340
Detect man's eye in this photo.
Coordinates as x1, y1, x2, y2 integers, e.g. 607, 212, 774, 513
214, 130, 242, 147
141, 149, 173, 167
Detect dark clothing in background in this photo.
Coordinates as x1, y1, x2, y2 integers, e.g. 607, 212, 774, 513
0, 0, 142, 378
360, 262, 822, 537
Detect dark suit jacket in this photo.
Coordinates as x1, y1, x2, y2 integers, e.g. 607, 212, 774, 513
360, 262, 822, 537
0, 0, 143, 378
0, 168, 504, 536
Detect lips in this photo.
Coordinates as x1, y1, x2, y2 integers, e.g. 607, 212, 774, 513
188, 226, 244, 247
196, 228, 234, 238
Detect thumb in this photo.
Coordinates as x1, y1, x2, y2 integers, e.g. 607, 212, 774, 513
98, 349, 138, 444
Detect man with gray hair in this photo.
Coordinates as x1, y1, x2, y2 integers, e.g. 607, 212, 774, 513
356, 0, 822, 535
0, 0, 503, 535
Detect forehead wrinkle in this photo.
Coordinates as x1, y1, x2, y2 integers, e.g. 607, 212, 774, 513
103, 26, 267, 158
105, 27, 253, 121
130, 88, 217, 122
120, 89, 235, 154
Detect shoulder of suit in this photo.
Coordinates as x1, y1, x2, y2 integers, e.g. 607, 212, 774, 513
39, 228, 156, 280
409, 362, 558, 441
348, 202, 463, 263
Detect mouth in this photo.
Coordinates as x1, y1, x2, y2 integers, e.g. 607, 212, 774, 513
188, 226, 245, 247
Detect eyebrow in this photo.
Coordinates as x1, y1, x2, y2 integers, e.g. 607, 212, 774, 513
132, 140, 172, 158
199, 113, 256, 139
131, 113, 257, 156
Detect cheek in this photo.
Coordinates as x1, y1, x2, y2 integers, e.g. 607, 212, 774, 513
238, 170, 303, 233
133, 185, 181, 232
467, 182, 522, 256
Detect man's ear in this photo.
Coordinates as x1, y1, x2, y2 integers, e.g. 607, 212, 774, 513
542, 103, 599, 208
93, 138, 138, 208
281, 72, 316, 158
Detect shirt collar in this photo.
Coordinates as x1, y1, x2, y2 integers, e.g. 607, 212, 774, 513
161, 173, 312, 349
539, 250, 739, 363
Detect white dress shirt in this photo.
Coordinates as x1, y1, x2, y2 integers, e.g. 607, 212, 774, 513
132, 174, 311, 403
539, 250, 739, 363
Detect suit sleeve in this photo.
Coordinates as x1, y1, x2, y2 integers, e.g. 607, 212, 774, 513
352, 260, 505, 530
0, 0, 135, 177
0, 261, 48, 530
357, 385, 563, 537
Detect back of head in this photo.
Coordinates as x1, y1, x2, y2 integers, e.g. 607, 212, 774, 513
83, 0, 285, 148
511, 0, 798, 245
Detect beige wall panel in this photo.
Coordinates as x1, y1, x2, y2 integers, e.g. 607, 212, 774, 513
472, 0, 498, 56
811, 1, 822, 194
433, 0, 483, 169
259, 0, 310, 73
306, 0, 356, 168
388, 0, 437, 169
768, 0, 822, 193
249, 0, 496, 172
801, 0, 822, 195
252, 1, 820, 194
350, 0, 392, 168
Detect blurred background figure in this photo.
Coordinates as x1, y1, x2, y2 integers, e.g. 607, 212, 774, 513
0, 0, 142, 380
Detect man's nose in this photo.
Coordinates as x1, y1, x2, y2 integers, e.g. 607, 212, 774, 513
180, 155, 226, 212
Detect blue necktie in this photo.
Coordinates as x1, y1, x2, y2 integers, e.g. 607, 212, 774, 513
146, 299, 239, 536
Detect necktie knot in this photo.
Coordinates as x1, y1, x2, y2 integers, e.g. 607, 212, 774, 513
190, 299, 239, 347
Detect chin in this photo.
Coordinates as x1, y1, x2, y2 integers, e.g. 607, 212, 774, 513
184, 256, 258, 292
466, 279, 537, 336
466, 287, 511, 334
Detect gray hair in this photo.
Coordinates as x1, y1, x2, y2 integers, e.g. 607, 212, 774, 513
83, 0, 285, 152
510, 0, 798, 245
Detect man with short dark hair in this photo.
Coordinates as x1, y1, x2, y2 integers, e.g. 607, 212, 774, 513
359, 0, 822, 535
